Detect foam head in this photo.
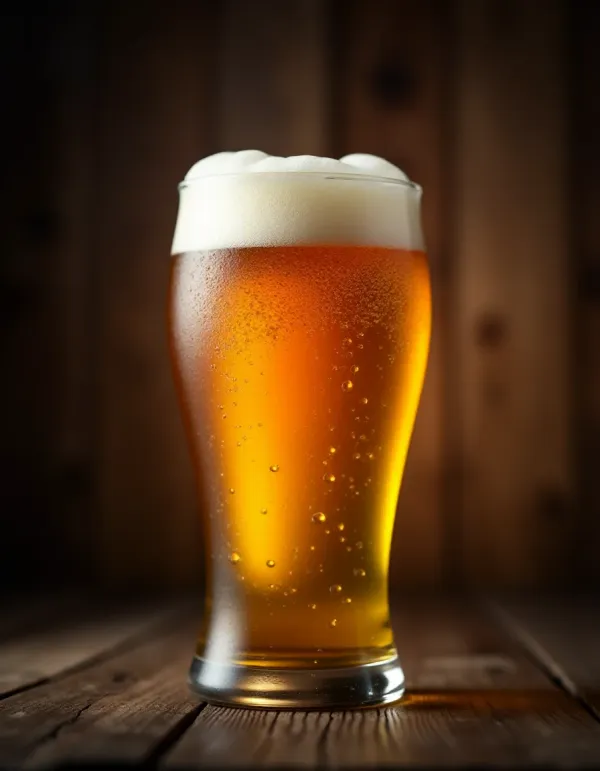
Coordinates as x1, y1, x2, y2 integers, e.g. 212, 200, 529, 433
172, 151, 423, 254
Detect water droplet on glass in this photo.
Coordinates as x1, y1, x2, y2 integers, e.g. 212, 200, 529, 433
330, 584, 342, 593
323, 473, 336, 483
266, 559, 276, 568
312, 512, 326, 524
353, 568, 366, 577
258, 422, 263, 428
342, 380, 353, 392
222, 414, 227, 419
236, 441, 242, 447
218, 404, 224, 410
261, 508, 268, 515
229, 552, 241, 564
330, 619, 338, 628
229, 488, 235, 494
269, 464, 280, 473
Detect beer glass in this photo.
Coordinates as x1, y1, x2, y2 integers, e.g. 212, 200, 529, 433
168, 152, 431, 709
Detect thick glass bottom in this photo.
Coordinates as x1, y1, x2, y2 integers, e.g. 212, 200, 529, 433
188, 654, 405, 710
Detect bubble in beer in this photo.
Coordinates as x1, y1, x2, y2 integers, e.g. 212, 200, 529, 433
330, 619, 338, 628
342, 597, 352, 604
351, 365, 360, 374
261, 508, 268, 515
228, 552, 241, 564
266, 559, 276, 568
356, 541, 363, 549
342, 380, 353, 392
337, 523, 345, 531
342, 337, 353, 347
330, 584, 342, 593
309, 603, 317, 610
340, 536, 346, 543
359, 435, 367, 442
310, 545, 316, 551
360, 397, 369, 405
329, 446, 337, 455
269, 464, 280, 472
367, 452, 375, 461
353, 453, 361, 460
269, 584, 280, 591
312, 512, 326, 524
353, 568, 367, 577
323, 473, 336, 483
229, 488, 235, 494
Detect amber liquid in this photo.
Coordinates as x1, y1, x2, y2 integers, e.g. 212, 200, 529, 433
169, 245, 431, 670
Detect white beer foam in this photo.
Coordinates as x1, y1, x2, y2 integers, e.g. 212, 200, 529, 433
172, 151, 423, 254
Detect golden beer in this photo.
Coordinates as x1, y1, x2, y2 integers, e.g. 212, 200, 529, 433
169, 152, 430, 708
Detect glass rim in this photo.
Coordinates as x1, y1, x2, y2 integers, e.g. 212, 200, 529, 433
178, 170, 422, 193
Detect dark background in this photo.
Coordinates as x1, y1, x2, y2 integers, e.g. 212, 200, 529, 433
1, 0, 598, 595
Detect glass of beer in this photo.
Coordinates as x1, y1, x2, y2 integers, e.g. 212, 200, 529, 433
169, 151, 431, 709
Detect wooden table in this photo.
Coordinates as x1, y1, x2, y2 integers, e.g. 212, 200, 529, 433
1, 594, 599, 769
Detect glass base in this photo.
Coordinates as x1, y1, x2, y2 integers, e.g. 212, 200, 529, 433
188, 654, 405, 710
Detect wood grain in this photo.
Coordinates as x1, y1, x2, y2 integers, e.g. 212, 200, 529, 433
452, 0, 574, 586
0, 601, 184, 699
165, 598, 600, 768
492, 595, 600, 716
0, 616, 199, 769
219, 0, 328, 156
94, 0, 215, 589
335, 0, 447, 589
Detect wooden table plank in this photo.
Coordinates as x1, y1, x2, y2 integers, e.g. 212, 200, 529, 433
164, 598, 600, 768
0, 598, 188, 699
0, 615, 200, 769
491, 595, 600, 717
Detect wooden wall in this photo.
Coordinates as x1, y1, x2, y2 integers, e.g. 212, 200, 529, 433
1, 0, 598, 592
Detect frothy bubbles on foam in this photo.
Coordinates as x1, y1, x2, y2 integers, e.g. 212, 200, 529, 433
172, 151, 423, 254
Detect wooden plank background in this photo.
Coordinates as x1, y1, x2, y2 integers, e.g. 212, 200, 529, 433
0, 0, 597, 592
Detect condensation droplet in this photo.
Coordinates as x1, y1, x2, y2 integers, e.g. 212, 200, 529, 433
353, 568, 366, 577
342, 380, 353, 392
229, 488, 235, 494
312, 512, 326, 524
330, 619, 338, 628
269, 464, 280, 473
229, 552, 241, 564
261, 508, 268, 515
323, 473, 336, 483
330, 584, 342, 593
236, 441, 242, 447
266, 559, 276, 568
